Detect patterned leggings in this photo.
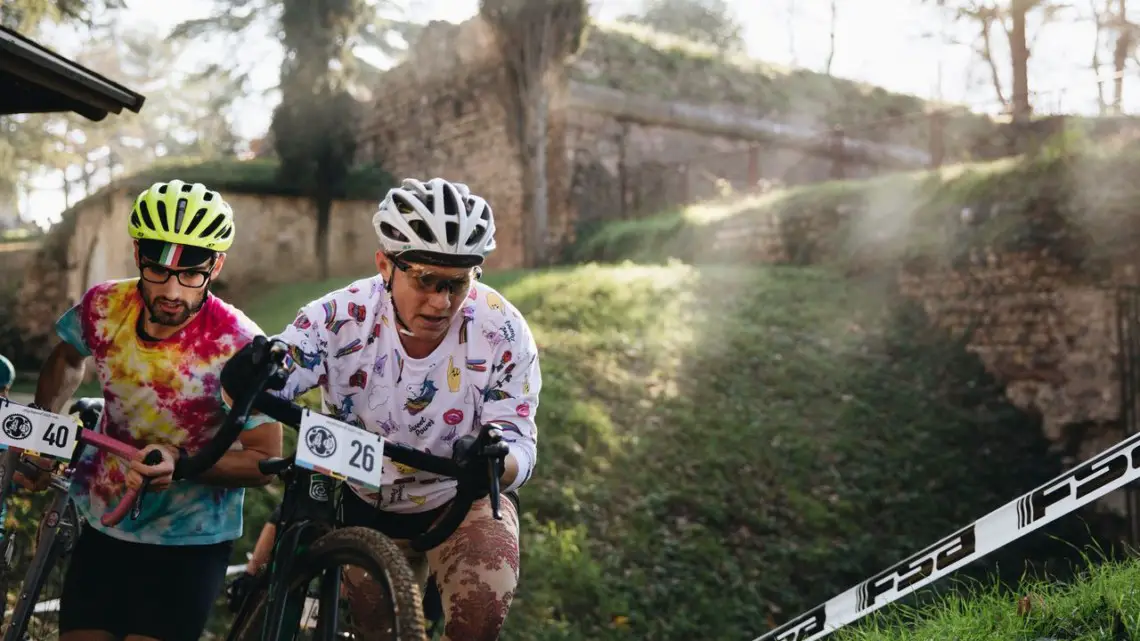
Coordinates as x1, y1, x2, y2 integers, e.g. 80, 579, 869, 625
342, 495, 520, 641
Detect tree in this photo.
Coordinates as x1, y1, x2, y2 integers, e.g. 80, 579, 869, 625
930, 0, 1068, 122
271, 0, 363, 280
481, 0, 587, 267
622, 0, 744, 52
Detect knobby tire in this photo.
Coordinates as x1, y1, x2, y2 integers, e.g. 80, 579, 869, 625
229, 527, 425, 641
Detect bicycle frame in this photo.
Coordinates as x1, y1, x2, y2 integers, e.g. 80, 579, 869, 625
232, 463, 342, 641
0, 401, 150, 641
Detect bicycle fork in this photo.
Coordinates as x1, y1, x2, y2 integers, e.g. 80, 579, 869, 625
2, 485, 73, 641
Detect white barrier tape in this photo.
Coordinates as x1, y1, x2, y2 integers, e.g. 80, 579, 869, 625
754, 427, 1140, 641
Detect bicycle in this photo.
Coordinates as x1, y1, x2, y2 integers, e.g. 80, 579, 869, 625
0, 397, 166, 641
197, 337, 507, 641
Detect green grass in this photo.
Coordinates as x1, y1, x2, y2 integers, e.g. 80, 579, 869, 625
567, 133, 1140, 276
219, 262, 1108, 641
836, 551, 1140, 641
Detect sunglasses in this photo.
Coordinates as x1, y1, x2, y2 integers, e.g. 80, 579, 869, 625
390, 256, 480, 296
139, 260, 214, 288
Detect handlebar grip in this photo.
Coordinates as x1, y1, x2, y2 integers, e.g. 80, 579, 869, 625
102, 487, 139, 526
410, 489, 478, 553
102, 449, 164, 527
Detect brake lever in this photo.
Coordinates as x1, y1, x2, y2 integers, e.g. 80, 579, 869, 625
482, 427, 505, 521
131, 449, 166, 521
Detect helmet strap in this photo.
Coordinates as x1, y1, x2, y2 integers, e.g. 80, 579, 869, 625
387, 266, 417, 338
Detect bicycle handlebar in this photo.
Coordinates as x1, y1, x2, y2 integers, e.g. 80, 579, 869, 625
209, 336, 504, 552
5, 398, 159, 528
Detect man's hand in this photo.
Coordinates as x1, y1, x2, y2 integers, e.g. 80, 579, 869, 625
125, 444, 177, 492
13, 454, 54, 492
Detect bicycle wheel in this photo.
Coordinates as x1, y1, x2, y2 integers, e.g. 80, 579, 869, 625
229, 527, 425, 641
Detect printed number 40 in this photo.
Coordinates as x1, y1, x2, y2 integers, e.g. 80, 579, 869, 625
44, 423, 70, 449
349, 440, 376, 473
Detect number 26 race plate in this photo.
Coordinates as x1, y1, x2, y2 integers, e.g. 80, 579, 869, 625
0, 400, 78, 461
296, 410, 384, 490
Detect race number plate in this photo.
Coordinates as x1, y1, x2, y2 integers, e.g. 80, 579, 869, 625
0, 401, 78, 460
296, 410, 384, 490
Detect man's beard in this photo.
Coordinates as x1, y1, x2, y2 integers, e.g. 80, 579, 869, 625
139, 285, 207, 327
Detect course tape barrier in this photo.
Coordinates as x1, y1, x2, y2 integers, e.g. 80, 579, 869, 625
754, 427, 1140, 641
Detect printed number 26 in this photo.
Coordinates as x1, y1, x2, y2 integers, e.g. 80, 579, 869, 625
349, 440, 376, 472
44, 423, 70, 449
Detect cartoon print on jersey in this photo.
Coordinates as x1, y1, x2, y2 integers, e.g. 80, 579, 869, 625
375, 412, 398, 436
366, 321, 382, 345
442, 408, 464, 442
458, 305, 475, 344
372, 353, 388, 376
492, 350, 512, 374
347, 302, 367, 323
394, 461, 418, 476
465, 358, 487, 372
409, 416, 434, 436
335, 338, 364, 359
322, 300, 350, 334
485, 291, 504, 313
348, 368, 367, 389
292, 313, 312, 330
288, 345, 321, 370
318, 372, 329, 391
369, 279, 383, 298
408, 495, 428, 507
394, 350, 405, 384
348, 285, 360, 294
467, 287, 477, 301
446, 356, 462, 393
473, 382, 514, 403
404, 376, 438, 416
499, 320, 517, 343
482, 322, 504, 348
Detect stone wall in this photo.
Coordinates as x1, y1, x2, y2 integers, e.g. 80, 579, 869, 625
10, 189, 379, 365
356, 19, 530, 269
359, 17, 933, 264
710, 211, 1136, 519
0, 242, 38, 292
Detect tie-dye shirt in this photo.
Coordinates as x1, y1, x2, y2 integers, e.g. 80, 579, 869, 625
270, 274, 540, 513
54, 278, 273, 546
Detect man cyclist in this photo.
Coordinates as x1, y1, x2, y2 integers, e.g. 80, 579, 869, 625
15, 180, 283, 641
222, 177, 540, 640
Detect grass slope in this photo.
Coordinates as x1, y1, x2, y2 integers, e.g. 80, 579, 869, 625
221, 263, 1106, 641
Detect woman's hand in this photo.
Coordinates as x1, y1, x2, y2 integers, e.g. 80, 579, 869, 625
125, 444, 178, 492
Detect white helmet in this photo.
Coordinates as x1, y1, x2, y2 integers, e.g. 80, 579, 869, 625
372, 177, 497, 267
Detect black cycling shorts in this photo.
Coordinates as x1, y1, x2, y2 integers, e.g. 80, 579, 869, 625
59, 525, 234, 641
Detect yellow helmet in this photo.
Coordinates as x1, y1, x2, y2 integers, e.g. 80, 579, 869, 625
128, 180, 235, 252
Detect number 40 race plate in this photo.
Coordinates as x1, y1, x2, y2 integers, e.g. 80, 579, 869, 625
0, 400, 78, 461
296, 410, 384, 490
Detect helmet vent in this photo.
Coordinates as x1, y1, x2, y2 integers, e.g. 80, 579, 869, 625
199, 214, 223, 239
156, 200, 170, 232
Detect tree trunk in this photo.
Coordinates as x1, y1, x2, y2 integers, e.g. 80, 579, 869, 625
824, 0, 836, 75
1114, 0, 1130, 112
527, 86, 550, 267
315, 194, 331, 281
1009, 0, 1032, 122
1093, 0, 1109, 114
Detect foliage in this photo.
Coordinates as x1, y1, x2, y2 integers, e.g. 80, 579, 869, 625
80, 157, 394, 203
272, 0, 365, 280
480, 0, 588, 266
570, 19, 1000, 154
620, 0, 744, 52
0, 0, 122, 32
566, 131, 1140, 277
200, 263, 1106, 641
